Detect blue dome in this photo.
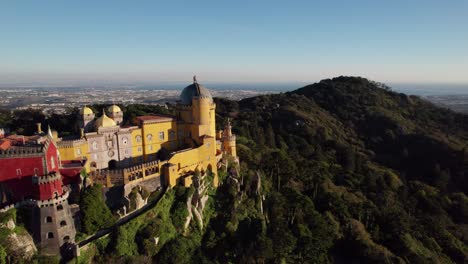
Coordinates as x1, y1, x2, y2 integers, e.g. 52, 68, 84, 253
179, 81, 213, 105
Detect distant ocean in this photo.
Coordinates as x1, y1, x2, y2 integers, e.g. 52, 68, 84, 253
389, 83, 468, 96
205, 82, 468, 97
194, 82, 468, 96
135, 82, 468, 96
2, 82, 468, 97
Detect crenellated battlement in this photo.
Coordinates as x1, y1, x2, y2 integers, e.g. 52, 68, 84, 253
32, 172, 62, 184
0, 145, 44, 157
0, 190, 69, 211
57, 139, 86, 148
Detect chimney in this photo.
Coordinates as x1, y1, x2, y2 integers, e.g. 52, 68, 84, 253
36, 123, 42, 134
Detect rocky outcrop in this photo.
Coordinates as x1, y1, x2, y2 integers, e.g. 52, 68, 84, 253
5, 231, 37, 260
120, 185, 149, 216
134, 191, 146, 210
183, 172, 213, 232
0, 212, 37, 261
184, 192, 194, 231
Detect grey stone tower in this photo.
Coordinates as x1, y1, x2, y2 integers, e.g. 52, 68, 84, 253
29, 173, 76, 255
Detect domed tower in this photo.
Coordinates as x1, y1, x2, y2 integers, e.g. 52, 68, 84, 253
95, 110, 117, 130
107, 104, 123, 125
79, 106, 95, 132
177, 76, 216, 144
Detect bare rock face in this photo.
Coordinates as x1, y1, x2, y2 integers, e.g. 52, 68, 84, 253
1, 211, 37, 261
184, 192, 194, 232
5, 231, 37, 261
134, 191, 146, 210
7, 218, 15, 229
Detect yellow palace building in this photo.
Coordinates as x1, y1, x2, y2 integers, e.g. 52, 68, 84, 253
56, 77, 237, 188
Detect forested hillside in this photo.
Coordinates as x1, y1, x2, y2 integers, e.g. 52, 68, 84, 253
210, 76, 468, 263
1, 77, 468, 263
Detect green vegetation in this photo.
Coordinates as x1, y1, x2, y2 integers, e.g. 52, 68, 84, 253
3, 76, 468, 262
207, 76, 468, 263
0, 245, 6, 264
80, 184, 116, 234
0, 103, 174, 137
111, 189, 177, 257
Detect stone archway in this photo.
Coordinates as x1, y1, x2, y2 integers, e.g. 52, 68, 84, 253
108, 160, 117, 169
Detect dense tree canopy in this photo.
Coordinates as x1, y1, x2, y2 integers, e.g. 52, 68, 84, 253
80, 184, 116, 234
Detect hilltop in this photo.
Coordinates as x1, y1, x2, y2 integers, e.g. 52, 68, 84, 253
212, 76, 468, 263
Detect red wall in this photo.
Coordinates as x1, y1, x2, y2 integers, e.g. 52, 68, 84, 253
0, 141, 64, 202
60, 167, 82, 185
45, 142, 60, 173
0, 156, 45, 181
37, 178, 63, 200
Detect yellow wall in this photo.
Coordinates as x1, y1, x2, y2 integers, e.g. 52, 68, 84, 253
166, 136, 218, 187
140, 120, 178, 159
58, 142, 89, 161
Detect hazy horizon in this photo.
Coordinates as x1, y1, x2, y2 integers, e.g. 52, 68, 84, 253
1, 1, 467, 85
1, 79, 468, 96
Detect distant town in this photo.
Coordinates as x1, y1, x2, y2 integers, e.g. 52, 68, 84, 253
0, 86, 277, 114
1, 84, 468, 114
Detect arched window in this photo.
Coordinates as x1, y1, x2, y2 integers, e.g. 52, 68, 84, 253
47, 232, 54, 239
60, 220, 67, 227
92, 141, 98, 150
57, 204, 63, 211
136, 135, 142, 143
147, 134, 153, 142
45, 216, 53, 223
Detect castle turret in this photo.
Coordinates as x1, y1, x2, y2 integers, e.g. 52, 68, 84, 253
0, 138, 76, 255
29, 172, 76, 255
222, 118, 237, 157
36, 123, 43, 134
177, 76, 216, 144
107, 104, 123, 125
80, 106, 95, 132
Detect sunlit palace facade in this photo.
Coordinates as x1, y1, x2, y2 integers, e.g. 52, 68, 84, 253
56, 77, 237, 188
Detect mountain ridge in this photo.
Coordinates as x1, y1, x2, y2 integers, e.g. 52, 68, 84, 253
211, 76, 468, 263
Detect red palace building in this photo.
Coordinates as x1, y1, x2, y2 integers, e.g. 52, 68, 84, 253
0, 129, 82, 255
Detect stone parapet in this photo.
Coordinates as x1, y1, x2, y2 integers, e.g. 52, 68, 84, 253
0, 145, 44, 158
32, 172, 62, 184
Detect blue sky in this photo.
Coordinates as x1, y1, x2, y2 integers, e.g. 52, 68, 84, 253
1, 0, 467, 86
